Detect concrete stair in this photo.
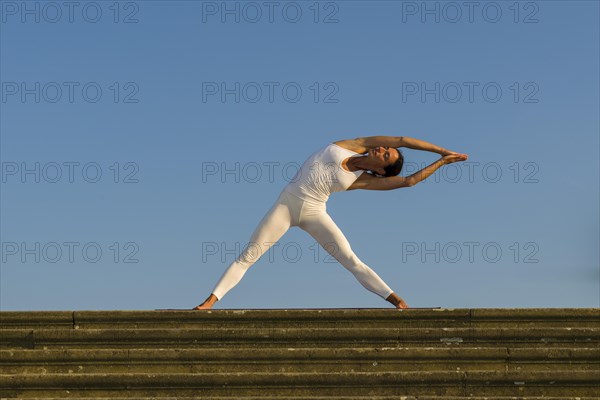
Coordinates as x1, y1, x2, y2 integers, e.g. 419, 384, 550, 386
0, 308, 598, 399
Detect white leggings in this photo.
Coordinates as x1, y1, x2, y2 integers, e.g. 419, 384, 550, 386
211, 190, 395, 301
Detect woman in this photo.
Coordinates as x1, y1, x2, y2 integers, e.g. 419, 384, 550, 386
193, 136, 468, 310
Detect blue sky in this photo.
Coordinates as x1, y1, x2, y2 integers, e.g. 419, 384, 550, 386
1, 0, 598, 310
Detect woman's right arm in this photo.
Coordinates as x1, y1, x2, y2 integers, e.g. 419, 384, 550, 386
400, 136, 452, 155
335, 136, 460, 156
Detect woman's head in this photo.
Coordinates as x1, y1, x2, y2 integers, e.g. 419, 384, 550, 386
366, 147, 404, 177
382, 148, 404, 177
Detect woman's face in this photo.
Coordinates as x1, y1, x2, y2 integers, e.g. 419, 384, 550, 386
368, 146, 399, 168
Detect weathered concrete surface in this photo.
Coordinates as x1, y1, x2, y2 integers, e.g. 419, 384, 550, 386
3, 398, 600, 400
2, 308, 598, 329
1, 347, 598, 375
0, 308, 598, 398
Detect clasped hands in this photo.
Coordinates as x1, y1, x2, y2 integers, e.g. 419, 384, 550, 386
440, 149, 469, 164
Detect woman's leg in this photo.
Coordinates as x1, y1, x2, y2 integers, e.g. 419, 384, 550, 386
201, 194, 293, 305
299, 212, 396, 301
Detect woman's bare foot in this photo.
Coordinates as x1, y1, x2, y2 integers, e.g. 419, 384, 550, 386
192, 303, 213, 310
192, 294, 218, 310
386, 292, 409, 309
396, 298, 409, 309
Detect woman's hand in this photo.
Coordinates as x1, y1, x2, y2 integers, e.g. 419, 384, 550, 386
440, 149, 467, 156
441, 152, 468, 164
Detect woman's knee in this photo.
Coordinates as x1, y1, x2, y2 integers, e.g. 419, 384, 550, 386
236, 242, 267, 266
334, 251, 364, 270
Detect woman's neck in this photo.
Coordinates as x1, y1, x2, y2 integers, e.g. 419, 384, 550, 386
346, 155, 368, 172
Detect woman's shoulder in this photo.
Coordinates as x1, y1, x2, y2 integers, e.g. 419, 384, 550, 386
331, 140, 367, 154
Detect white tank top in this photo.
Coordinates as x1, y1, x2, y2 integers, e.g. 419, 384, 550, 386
282, 143, 364, 203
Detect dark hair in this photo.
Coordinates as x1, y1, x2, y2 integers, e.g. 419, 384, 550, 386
382, 148, 404, 177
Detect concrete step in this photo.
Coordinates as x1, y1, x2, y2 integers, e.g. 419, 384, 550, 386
1, 309, 597, 398
1, 309, 598, 330
1, 327, 597, 349
1, 347, 598, 374
0, 370, 598, 397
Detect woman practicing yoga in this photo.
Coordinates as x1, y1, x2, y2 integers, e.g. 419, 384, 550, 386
193, 136, 468, 310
